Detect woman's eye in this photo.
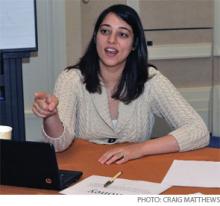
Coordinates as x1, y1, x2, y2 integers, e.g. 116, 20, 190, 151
100, 28, 110, 35
119, 32, 129, 38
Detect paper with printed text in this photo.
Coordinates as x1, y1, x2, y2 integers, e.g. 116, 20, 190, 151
60, 175, 170, 195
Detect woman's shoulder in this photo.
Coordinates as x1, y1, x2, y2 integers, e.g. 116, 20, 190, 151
57, 68, 83, 84
146, 66, 177, 94
146, 66, 169, 87
148, 66, 160, 78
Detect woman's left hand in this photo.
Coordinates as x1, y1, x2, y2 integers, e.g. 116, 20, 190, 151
98, 143, 145, 165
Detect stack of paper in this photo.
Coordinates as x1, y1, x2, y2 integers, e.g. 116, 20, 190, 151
60, 175, 170, 195
162, 160, 220, 188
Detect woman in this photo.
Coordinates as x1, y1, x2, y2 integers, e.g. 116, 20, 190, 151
32, 4, 209, 165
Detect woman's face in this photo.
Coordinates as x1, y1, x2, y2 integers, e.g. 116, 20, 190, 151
96, 12, 134, 71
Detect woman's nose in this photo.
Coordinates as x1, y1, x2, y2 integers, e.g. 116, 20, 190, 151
107, 33, 117, 44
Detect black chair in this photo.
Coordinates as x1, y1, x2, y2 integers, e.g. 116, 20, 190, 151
209, 134, 220, 148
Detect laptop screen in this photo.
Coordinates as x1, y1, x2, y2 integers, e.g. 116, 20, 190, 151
0, 140, 82, 190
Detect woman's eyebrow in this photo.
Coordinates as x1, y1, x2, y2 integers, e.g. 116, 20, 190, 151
118, 26, 132, 33
100, 24, 111, 28
100, 24, 132, 33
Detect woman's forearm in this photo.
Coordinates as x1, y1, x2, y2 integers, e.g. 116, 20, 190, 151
99, 135, 180, 165
141, 135, 180, 156
43, 113, 64, 138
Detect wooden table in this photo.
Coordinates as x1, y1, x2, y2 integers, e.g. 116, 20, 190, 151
1, 139, 220, 194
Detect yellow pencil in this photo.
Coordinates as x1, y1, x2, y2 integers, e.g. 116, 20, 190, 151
103, 171, 123, 187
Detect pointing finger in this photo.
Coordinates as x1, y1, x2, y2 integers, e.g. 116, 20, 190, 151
34, 91, 48, 102
46, 95, 59, 111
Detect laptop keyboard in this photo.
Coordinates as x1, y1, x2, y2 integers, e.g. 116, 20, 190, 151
58, 169, 82, 189
59, 170, 75, 183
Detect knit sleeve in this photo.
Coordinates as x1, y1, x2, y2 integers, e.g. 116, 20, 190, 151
149, 69, 209, 151
42, 69, 80, 152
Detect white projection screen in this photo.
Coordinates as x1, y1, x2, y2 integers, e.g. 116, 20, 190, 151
0, 0, 37, 51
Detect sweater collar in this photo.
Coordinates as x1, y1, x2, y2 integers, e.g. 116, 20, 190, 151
91, 86, 137, 132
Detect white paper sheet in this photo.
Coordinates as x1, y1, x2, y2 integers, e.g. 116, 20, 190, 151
60, 175, 170, 195
162, 160, 220, 188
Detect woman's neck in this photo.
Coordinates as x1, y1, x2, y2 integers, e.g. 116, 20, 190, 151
100, 65, 124, 89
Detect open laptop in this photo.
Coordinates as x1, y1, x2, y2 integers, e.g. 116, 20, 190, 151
0, 139, 82, 190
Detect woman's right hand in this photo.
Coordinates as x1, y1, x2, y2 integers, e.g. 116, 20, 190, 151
32, 91, 59, 119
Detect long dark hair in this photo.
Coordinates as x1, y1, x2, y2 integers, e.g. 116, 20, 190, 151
67, 4, 149, 104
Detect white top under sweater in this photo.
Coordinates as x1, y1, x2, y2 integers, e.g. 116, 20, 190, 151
42, 67, 209, 152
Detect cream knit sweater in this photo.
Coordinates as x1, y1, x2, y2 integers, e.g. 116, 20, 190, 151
43, 67, 209, 152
